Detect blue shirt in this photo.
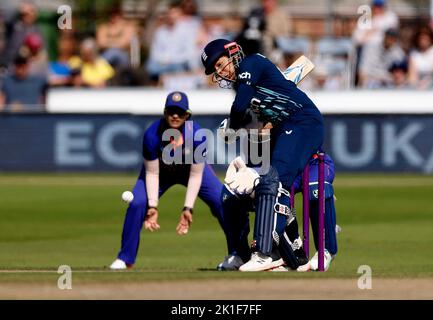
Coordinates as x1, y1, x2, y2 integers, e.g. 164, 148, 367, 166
230, 54, 322, 130
142, 119, 207, 176
1, 75, 47, 110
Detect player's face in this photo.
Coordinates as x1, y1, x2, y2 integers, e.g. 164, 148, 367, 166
165, 107, 188, 129
214, 56, 236, 81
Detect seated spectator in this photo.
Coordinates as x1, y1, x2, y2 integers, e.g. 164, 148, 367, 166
178, 0, 205, 71
352, 0, 399, 86
312, 61, 347, 91
96, 6, 138, 69
48, 33, 80, 87
261, 0, 292, 64
359, 28, 406, 88
353, 0, 399, 47
146, 1, 196, 84
387, 60, 411, 89
4, 1, 45, 68
408, 26, 433, 89
235, 0, 292, 65
20, 32, 48, 77
234, 3, 266, 56
70, 38, 115, 88
0, 54, 48, 112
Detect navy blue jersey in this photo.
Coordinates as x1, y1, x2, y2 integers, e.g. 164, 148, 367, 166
230, 53, 322, 130
142, 119, 207, 176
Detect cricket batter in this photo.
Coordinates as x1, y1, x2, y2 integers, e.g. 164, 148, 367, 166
201, 39, 324, 271
110, 91, 230, 269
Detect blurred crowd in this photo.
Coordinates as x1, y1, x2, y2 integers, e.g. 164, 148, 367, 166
0, 0, 433, 112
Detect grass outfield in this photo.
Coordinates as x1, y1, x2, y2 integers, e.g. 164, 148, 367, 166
1, 173, 433, 284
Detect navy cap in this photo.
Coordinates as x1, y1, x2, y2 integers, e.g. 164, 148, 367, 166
201, 38, 232, 75
385, 28, 399, 38
165, 91, 191, 113
389, 60, 408, 72
372, 0, 386, 7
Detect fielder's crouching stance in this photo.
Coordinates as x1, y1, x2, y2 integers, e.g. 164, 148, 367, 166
201, 39, 324, 272
110, 91, 230, 270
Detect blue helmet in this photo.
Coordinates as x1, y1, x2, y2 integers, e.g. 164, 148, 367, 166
201, 39, 244, 75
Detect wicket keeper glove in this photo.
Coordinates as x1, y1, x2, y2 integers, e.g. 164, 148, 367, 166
224, 157, 260, 195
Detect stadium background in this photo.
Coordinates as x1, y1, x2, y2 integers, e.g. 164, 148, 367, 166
1, 0, 433, 299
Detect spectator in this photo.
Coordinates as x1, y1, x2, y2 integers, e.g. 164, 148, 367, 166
408, 26, 433, 89
151, 0, 216, 90
261, 0, 292, 63
353, 0, 399, 47
178, 0, 205, 71
387, 60, 411, 89
313, 62, 347, 91
146, 1, 198, 84
4, 1, 44, 67
359, 28, 405, 88
0, 10, 6, 68
20, 32, 48, 77
0, 54, 47, 112
48, 33, 80, 87
234, 3, 265, 56
70, 38, 115, 88
235, 0, 292, 59
96, 6, 138, 69
352, 0, 399, 85
180, 0, 199, 17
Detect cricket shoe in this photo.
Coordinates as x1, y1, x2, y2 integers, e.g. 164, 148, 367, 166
268, 262, 309, 272
310, 249, 333, 271
267, 260, 310, 272
109, 259, 133, 270
268, 246, 285, 270
291, 237, 311, 272
239, 252, 273, 272
296, 260, 311, 272
268, 265, 289, 272
217, 255, 244, 271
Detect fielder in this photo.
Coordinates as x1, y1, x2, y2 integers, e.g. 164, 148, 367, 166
201, 39, 324, 271
110, 91, 230, 269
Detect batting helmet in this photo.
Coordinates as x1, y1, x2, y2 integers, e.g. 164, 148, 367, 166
201, 39, 244, 75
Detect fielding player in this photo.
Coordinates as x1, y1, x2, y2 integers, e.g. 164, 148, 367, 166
110, 91, 230, 269
201, 39, 324, 271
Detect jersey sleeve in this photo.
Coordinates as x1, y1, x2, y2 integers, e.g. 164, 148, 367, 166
229, 55, 264, 130
184, 162, 205, 208
142, 121, 160, 161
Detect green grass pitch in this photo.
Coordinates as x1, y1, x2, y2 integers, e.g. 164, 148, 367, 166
0, 173, 433, 283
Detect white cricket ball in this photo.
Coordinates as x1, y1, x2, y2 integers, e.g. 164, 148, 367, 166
121, 191, 134, 204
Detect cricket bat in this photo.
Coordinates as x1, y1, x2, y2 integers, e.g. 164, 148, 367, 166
282, 55, 315, 85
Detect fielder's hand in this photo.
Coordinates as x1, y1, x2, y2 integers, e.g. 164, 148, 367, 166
144, 207, 160, 232
176, 208, 193, 235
